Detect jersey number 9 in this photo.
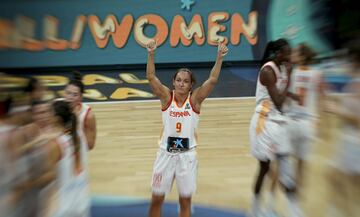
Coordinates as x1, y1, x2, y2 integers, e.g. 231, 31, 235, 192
176, 122, 182, 133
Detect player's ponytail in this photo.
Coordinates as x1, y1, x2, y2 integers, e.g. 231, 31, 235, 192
53, 100, 80, 156
70, 112, 80, 155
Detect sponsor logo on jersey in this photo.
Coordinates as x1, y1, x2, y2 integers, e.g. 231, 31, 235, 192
170, 110, 191, 117
185, 103, 191, 110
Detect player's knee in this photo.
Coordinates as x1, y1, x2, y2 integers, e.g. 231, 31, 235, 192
150, 194, 165, 207
179, 197, 191, 209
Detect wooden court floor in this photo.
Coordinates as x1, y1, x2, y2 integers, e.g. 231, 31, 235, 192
88, 98, 340, 217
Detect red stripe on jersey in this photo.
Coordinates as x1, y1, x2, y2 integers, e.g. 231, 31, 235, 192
161, 91, 173, 111
83, 106, 91, 127
189, 95, 200, 114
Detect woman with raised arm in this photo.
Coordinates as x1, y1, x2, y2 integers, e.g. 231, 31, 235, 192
146, 39, 228, 217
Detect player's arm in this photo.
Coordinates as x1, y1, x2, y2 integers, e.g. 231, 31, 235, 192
260, 66, 290, 112
146, 39, 171, 108
85, 110, 96, 150
287, 91, 301, 103
191, 43, 228, 111
285, 62, 300, 102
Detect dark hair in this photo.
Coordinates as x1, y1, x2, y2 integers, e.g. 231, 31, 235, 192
298, 43, 317, 65
0, 95, 12, 117
261, 38, 290, 65
67, 71, 84, 94
24, 77, 40, 93
52, 100, 80, 155
173, 68, 196, 86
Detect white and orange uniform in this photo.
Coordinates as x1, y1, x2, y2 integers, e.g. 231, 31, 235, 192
249, 61, 290, 161
286, 66, 323, 160
72, 103, 91, 217
41, 133, 91, 217
52, 100, 91, 217
151, 91, 199, 197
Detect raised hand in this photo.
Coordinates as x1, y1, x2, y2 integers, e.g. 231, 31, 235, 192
217, 42, 229, 58
146, 39, 157, 54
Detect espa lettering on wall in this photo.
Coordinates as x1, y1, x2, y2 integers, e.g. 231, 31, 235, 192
0, 73, 154, 101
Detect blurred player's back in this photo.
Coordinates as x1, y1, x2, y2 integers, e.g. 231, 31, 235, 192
289, 66, 323, 120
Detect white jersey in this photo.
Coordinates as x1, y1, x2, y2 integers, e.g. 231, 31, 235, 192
45, 133, 90, 217
159, 91, 199, 150
250, 61, 290, 159
50, 134, 76, 217
56, 100, 90, 166
287, 66, 322, 119
255, 61, 289, 116
73, 103, 91, 216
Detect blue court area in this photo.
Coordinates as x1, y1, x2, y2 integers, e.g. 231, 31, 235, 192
90, 196, 247, 217
324, 74, 352, 92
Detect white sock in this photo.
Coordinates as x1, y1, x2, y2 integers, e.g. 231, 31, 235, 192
251, 194, 262, 217
286, 193, 303, 217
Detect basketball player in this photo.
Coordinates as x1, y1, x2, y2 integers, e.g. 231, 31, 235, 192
249, 39, 301, 217
16, 99, 62, 217
64, 73, 96, 151
63, 73, 96, 216
266, 43, 324, 217
0, 94, 59, 217
20, 100, 85, 217
287, 43, 325, 188
47, 100, 82, 217
145, 39, 228, 217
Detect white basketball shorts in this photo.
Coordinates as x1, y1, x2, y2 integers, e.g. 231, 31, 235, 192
151, 149, 198, 197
